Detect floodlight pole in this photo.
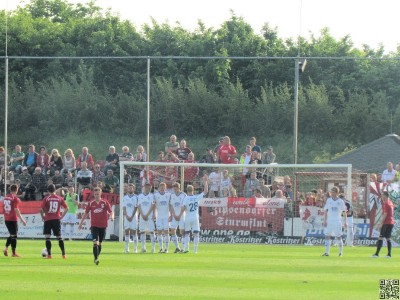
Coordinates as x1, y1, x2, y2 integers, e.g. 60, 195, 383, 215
293, 58, 299, 165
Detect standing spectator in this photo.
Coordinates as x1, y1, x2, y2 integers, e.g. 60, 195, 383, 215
23, 145, 38, 174
134, 145, 147, 162
40, 184, 68, 259
91, 164, 105, 188
138, 183, 156, 253
217, 136, 237, 164
119, 146, 133, 162
49, 149, 63, 176
37, 146, 50, 175
240, 145, 253, 186
208, 168, 221, 197
9, 145, 24, 174
62, 148, 76, 174
219, 169, 233, 197
61, 186, 79, 241
249, 137, 261, 154
2, 184, 27, 257
176, 139, 192, 161
371, 191, 395, 258
78, 187, 114, 265
262, 146, 276, 164
200, 148, 215, 164
213, 137, 224, 162
322, 186, 347, 257
76, 147, 94, 171
104, 146, 119, 173
176, 174, 208, 253
165, 135, 179, 154
381, 162, 396, 183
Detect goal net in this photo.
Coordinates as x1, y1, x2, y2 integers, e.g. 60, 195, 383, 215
118, 162, 367, 244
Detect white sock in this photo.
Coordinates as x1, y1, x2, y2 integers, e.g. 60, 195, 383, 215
193, 233, 199, 252
338, 238, 343, 254
125, 235, 130, 250
325, 239, 330, 254
184, 233, 190, 251
140, 233, 146, 250
133, 234, 138, 251
164, 234, 170, 251
150, 233, 155, 250
157, 234, 163, 250
69, 224, 74, 239
171, 235, 179, 249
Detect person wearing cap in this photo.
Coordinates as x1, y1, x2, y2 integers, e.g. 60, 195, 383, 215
23, 145, 38, 175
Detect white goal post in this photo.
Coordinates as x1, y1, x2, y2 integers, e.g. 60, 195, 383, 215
118, 162, 352, 242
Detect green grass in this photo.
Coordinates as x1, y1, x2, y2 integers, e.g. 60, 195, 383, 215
0, 240, 397, 300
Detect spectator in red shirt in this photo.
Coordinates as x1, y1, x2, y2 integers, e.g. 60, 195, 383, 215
371, 191, 395, 258
79, 187, 114, 265
40, 184, 68, 259
2, 184, 27, 257
217, 136, 237, 164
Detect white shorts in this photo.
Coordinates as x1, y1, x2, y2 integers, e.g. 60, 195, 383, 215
184, 218, 200, 232
139, 218, 155, 232
170, 217, 185, 230
156, 217, 169, 231
324, 221, 342, 237
62, 213, 77, 224
124, 217, 138, 231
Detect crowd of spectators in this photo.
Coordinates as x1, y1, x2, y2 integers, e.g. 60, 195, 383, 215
0, 136, 280, 200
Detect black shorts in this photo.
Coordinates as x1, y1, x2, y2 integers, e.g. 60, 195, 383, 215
91, 227, 106, 243
43, 219, 61, 237
5, 221, 18, 236
379, 224, 394, 239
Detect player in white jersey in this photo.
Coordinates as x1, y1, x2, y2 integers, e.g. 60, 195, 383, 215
169, 182, 187, 253
122, 183, 138, 253
177, 174, 208, 253
138, 182, 156, 253
322, 186, 347, 257
154, 182, 171, 253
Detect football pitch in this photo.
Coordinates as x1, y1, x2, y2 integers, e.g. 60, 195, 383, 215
0, 240, 397, 300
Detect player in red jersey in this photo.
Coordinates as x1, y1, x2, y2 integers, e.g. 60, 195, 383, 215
78, 187, 114, 265
371, 191, 395, 258
2, 184, 27, 257
40, 184, 68, 259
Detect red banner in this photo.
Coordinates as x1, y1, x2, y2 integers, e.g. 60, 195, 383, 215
82, 190, 120, 205
0, 201, 42, 214
202, 197, 285, 233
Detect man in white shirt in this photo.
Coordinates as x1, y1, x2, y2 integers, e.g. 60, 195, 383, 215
122, 183, 138, 253
322, 186, 347, 257
138, 183, 156, 253
169, 182, 186, 253
177, 175, 208, 253
154, 182, 171, 253
381, 162, 396, 183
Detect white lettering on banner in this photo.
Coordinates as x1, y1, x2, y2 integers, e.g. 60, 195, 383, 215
215, 216, 268, 229
199, 198, 228, 207
227, 236, 264, 244
265, 236, 302, 245
210, 207, 266, 217
255, 198, 285, 209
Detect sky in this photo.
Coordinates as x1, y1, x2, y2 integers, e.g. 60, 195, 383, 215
2, 0, 399, 53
